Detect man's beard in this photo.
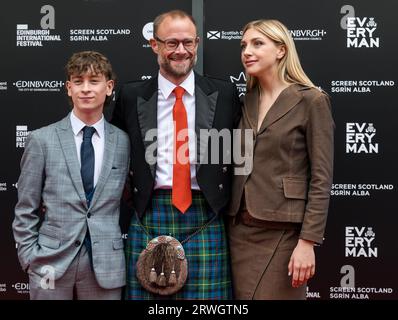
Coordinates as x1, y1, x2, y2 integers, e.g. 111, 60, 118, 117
159, 54, 197, 79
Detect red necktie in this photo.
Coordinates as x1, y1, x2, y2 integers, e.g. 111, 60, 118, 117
172, 86, 192, 213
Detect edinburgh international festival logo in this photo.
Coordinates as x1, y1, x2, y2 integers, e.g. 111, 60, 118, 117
16, 5, 61, 47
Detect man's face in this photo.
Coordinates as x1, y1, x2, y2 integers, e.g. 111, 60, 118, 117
151, 16, 198, 83
66, 69, 114, 117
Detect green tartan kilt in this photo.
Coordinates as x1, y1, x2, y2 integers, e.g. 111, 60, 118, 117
125, 190, 232, 300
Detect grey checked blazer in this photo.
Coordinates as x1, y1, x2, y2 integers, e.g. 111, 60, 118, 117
12, 114, 130, 289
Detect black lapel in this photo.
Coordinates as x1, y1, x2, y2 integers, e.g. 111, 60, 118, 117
136, 77, 158, 178
194, 74, 218, 171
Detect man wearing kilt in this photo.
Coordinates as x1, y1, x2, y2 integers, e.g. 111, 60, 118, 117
111, 10, 241, 299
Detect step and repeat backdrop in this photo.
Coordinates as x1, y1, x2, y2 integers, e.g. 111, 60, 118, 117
0, 0, 397, 300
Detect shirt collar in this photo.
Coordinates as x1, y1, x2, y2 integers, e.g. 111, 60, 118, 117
158, 70, 195, 99
70, 110, 105, 138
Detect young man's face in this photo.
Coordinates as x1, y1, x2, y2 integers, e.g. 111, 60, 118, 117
151, 16, 198, 84
66, 70, 114, 117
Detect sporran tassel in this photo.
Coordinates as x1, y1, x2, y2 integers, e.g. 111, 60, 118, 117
149, 267, 157, 284
168, 269, 177, 286
157, 264, 167, 287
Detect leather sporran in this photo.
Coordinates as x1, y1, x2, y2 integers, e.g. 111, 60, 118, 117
136, 235, 188, 295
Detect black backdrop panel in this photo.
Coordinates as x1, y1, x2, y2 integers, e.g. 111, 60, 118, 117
204, 0, 397, 300
0, 0, 191, 300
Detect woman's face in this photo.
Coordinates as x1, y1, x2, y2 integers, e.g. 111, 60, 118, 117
240, 28, 285, 77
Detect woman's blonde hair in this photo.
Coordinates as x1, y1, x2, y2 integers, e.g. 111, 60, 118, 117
242, 19, 315, 91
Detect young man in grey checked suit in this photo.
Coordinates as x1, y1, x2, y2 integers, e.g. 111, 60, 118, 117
12, 51, 130, 300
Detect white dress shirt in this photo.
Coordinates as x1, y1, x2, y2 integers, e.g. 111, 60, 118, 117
155, 71, 200, 190
70, 111, 105, 188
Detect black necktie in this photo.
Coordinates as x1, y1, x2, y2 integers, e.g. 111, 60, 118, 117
80, 126, 96, 269
81, 126, 96, 198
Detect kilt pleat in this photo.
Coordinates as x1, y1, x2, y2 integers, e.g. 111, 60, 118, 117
125, 189, 232, 300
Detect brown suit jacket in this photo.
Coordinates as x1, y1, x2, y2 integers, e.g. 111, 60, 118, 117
229, 84, 334, 244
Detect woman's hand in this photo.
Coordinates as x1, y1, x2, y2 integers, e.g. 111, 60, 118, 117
288, 239, 316, 288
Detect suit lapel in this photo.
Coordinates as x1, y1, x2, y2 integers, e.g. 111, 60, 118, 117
89, 121, 116, 209
195, 74, 218, 171
136, 77, 158, 178
56, 114, 87, 207
257, 84, 303, 135
242, 88, 260, 136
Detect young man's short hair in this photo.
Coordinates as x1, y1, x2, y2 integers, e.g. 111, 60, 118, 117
65, 51, 116, 107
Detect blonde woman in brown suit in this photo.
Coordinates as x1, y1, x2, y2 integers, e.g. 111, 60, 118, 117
228, 19, 334, 300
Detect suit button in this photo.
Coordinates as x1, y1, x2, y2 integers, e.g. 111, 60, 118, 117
75, 240, 81, 247
222, 166, 227, 173
87, 212, 91, 218
219, 184, 223, 190
129, 170, 134, 177
134, 187, 138, 193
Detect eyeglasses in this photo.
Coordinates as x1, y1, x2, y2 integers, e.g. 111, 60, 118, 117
154, 36, 199, 51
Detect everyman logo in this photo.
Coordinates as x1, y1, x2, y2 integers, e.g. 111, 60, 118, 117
346, 123, 378, 154
345, 226, 378, 258
340, 5, 380, 48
